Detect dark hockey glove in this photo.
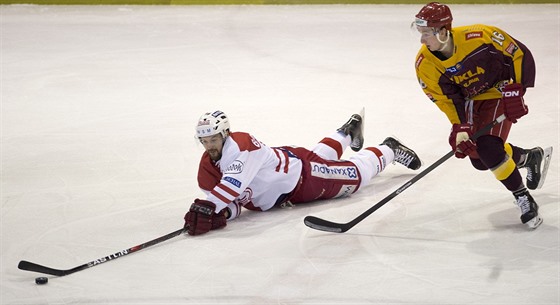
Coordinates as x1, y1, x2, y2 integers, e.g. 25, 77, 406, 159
449, 123, 477, 159
184, 199, 227, 236
502, 83, 528, 123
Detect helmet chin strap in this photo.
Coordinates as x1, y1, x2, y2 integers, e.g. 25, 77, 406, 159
436, 30, 451, 52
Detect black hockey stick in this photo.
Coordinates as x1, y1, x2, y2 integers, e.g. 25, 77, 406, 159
18, 228, 185, 276
304, 114, 507, 233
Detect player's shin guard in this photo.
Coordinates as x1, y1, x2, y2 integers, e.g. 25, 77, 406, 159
490, 154, 517, 182
351, 146, 391, 189
486, 145, 523, 192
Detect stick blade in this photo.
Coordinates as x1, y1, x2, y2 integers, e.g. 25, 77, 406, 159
18, 260, 67, 276
304, 216, 348, 233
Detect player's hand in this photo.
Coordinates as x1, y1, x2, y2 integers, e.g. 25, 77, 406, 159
184, 199, 227, 236
449, 123, 477, 159
502, 83, 528, 123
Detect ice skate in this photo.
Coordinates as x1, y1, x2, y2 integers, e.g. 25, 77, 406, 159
514, 189, 542, 229
338, 113, 364, 152
382, 137, 422, 170
518, 146, 553, 190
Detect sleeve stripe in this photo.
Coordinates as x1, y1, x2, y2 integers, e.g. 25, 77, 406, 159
273, 148, 282, 172
282, 150, 289, 173
211, 183, 240, 203
210, 189, 231, 204
273, 148, 290, 173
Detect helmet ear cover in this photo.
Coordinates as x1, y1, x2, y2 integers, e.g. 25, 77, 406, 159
195, 110, 231, 139
415, 2, 453, 31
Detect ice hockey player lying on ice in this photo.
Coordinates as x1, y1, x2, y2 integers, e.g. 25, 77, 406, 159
412, 2, 553, 229
183, 110, 422, 236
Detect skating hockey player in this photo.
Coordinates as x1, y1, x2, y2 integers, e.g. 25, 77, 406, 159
412, 2, 552, 228
183, 110, 422, 236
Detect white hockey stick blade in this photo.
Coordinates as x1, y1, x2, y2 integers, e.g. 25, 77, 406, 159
536, 146, 553, 189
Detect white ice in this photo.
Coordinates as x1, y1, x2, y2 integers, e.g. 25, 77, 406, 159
1, 4, 559, 304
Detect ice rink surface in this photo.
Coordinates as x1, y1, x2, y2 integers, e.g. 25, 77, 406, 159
1, 3, 559, 304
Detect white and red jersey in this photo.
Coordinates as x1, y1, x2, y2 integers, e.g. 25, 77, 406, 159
197, 131, 394, 221
197, 132, 303, 216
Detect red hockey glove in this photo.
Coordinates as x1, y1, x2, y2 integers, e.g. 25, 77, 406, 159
184, 199, 227, 236
502, 83, 528, 123
449, 123, 477, 159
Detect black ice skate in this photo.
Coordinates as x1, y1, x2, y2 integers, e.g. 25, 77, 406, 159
382, 137, 422, 170
338, 113, 364, 152
513, 189, 542, 229
518, 146, 553, 190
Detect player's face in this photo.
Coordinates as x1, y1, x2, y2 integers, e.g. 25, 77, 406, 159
200, 134, 224, 161
417, 26, 442, 51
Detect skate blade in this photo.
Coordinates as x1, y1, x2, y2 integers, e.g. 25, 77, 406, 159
526, 215, 543, 229
536, 146, 553, 189
350, 107, 365, 152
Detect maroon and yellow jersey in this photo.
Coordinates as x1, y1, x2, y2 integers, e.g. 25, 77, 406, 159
414, 24, 536, 124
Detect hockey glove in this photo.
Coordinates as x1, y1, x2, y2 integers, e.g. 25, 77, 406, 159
184, 199, 227, 236
449, 123, 477, 159
502, 83, 528, 123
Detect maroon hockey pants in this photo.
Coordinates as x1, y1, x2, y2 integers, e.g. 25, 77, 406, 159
468, 98, 525, 191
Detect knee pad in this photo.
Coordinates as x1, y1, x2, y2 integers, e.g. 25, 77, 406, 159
477, 135, 516, 181
476, 135, 506, 168
470, 158, 488, 171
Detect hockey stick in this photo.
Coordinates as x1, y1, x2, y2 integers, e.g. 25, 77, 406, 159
18, 228, 185, 276
304, 114, 507, 233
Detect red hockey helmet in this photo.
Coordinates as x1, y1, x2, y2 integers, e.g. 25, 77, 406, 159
415, 2, 453, 30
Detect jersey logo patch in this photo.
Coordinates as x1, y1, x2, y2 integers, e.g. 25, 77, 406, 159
465, 31, 483, 40
224, 176, 242, 188
446, 62, 463, 74
415, 54, 424, 69
505, 42, 518, 55
334, 185, 357, 198
310, 162, 359, 180
426, 93, 436, 102
237, 188, 253, 205
418, 77, 427, 89
225, 160, 244, 174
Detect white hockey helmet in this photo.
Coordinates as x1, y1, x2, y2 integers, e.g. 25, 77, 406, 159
195, 110, 231, 138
